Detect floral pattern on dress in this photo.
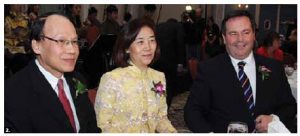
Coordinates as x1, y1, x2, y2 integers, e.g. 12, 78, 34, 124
94, 64, 176, 133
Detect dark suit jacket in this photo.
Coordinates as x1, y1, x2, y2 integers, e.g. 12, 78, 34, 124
184, 53, 297, 133
5, 60, 100, 133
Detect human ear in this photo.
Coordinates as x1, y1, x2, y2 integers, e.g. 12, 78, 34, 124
222, 34, 226, 44
31, 40, 41, 55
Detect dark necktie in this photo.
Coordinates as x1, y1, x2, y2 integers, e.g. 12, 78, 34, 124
238, 61, 255, 116
57, 79, 76, 132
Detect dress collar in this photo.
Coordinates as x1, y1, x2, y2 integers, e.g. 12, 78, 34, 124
128, 60, 149, 76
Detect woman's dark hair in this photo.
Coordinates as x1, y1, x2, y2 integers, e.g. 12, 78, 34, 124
221, 10, 256, 35
262, 31, 280, 47
113, 18, 160, 67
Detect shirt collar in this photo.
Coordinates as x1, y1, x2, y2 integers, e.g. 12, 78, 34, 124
229, 51, 255, 68
35, 59, 65, 90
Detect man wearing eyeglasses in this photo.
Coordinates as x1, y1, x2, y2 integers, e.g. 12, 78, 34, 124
5, 12, 100, 133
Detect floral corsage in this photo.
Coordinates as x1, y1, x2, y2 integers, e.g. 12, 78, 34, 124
151, 81, 166, 96
258, 65, 272, 80
72, 78, 88, 98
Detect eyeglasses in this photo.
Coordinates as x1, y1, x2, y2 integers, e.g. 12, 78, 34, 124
41, 35, 80, 47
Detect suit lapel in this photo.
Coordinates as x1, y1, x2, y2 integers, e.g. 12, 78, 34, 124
222, 54, 257, 119
65, 73, 86, 132
218, 54, 257, 130
65, 74, 80, 118
222, 53, 246, 98
253, 54, 268, 115
29, 61, 74, 131
65, 75, 77, 102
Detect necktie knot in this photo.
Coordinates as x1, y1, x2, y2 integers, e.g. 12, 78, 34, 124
238, 61, 246, 70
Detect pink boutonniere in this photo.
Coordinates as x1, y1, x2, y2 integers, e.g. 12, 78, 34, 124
151, 81, 166, 96
258, 65, 272, 80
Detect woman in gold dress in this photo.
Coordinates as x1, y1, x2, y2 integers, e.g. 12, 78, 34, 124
94, 18, 177, 133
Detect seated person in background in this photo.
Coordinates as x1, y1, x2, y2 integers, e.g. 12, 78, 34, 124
84, 6, 101, 47
5, 4, 31, 74
5, 12, 100, 133
94, 18, 177, 133
101, 5, 120, 35
66, 4, 87, 39
281, 27, 297, 61
121, 12, 132, 28
27, 4, 40, 27
256, 31, 283, 62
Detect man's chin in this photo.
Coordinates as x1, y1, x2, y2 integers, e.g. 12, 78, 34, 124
63, 67, 75, 72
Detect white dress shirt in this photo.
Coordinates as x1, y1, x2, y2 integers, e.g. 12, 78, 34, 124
229, 52, 257, 104
229, 52, 286, 132
35, 59, 80, 132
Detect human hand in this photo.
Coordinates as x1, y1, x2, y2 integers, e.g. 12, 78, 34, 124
255, 115, 273, 133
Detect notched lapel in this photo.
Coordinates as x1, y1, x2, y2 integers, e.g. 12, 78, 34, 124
65, 76, 77, 103
223, 54, 255, 118
31, 62, 74, 129
254, 55, 273, 115
223, 54, 245, 97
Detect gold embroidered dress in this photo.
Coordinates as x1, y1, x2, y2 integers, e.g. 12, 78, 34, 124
94, 63, 176, 133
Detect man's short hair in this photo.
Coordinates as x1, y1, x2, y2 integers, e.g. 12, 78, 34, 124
106, 5, 118, 14
144, 4, 156, 12
30, 12, 71, 42
88, 7, 98, 16
221, 10, 256, 35
29, 12, 72, 56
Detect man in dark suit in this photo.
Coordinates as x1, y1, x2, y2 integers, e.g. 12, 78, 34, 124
184, 10, 296, 133
5, 12, 100, 133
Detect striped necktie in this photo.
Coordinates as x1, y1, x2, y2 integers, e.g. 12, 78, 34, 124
238, 61, 255, 116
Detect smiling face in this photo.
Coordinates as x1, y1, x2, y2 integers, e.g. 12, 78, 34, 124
128, 26, 157, 70
32, 15, 79, 78
222, 16, 256, 60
